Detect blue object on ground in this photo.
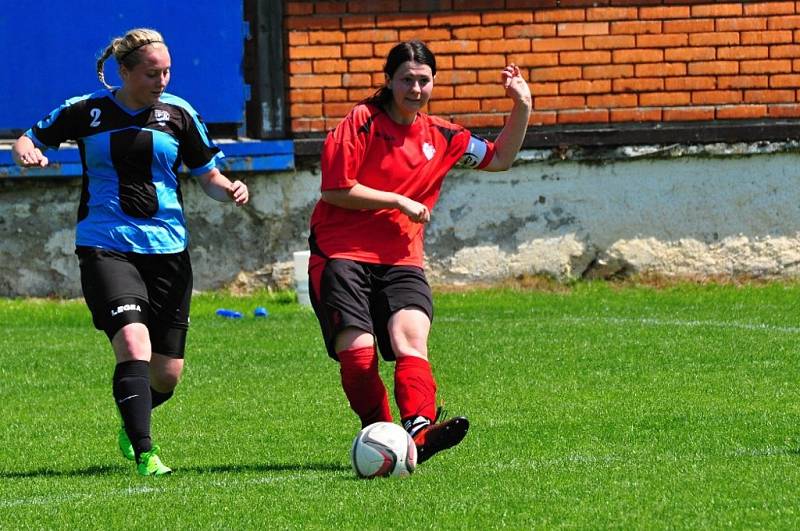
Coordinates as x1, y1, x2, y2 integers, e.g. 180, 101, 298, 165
254, 306, 269, 317
216, 309, 243, 319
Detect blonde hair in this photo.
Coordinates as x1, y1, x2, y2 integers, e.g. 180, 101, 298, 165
96, 28, 167, 89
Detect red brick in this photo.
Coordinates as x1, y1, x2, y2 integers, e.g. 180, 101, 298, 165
398, 28, 452, 41
324, 88, 348, 102
309, 30, 346, 44
291, 102, 322, 117
342, 73, 372, 87
637, 34, 688, 48
665, 76, 716, 90
613, 78, 664, 92
611, 108, 662, 122
454, 54, 507, 69
435, 70, 477, 85
289, 32, 309, 46
557, 109, 609, 124
719, 46, 768, 60
347, 29, 397, 43
716, 17, 767, 32
530, 111, 558, 125
348, 87, 377, 101
289, 60, 312, 75
663, 107, 715, 121
535, 9, 586, 23
585, 35, 636, 49
455, 84, 507, 98
718, 75, 769, 89
531, 66, 583, 81
347, 0, 399, 13
612, 49, 664, 63
692, 90, 742, 105
741, 30, 793, 45
289, 45, 342, 60
583, 64, 634, 79
377, 14, 429, 28
401, 0, 453, 12
558, 22, 610, 36
640, 91, 690, 106
290, 88, 323, 103
291, 118, 326, 132
744, 2, 795, 16
429, 13, 482, 27
663, 19, 714, 34
530, 82, 559, 96
483, 11, 533, 25
561, 50, 612, 65
769, 15, 800, 30
428, 40, 478, 55
771, 44, 800, 58
771, 74, 800, 87
342, 43, 373, 58
639, 6, 691, 20
506, 23, 557, 38
767, 104, 800, 117
286, 15, 341, 31
452, 113, 506, 128
293, 74, 343, 89
286, 2, 313, 16
560, 79, 612, 94
374, 42, 396, 57
611, 21, 662, 35
692, 3, 743, 18
453, 26, 504, 39
314, 59, 348, 73
664, 47, 715, 61
587, 93, 637, 107
341, 15, 376, 30
740, 59, 793, 74
428, 100, 481, 114
636, 62, 686, 77
689, 32, 739, 46
587, 7, 637, 21
480, 39, 531, 53
315, 2, 347, 15
688, 61, 739, 75
531, 37, 583, 52
534, 95, 586, 110
480, 98, 515, 113
323, 102, 354, 117
507, 53, 560, 68
349, 58, 385, 72
744, 89, 796, 102
716, 105, 768, 119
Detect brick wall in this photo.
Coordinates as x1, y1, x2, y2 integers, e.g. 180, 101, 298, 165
286, 1, 800, 134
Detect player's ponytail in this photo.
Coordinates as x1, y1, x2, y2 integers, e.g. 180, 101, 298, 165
363, 41, 436, 109
96, 28, 166, 89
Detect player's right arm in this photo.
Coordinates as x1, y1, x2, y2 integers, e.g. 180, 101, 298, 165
12, 135, 49, 168
321, 184, 430, 224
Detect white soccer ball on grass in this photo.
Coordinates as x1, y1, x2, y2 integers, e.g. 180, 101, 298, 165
351, 421, 417, 478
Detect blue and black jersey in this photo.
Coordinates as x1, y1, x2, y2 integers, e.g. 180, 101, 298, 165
26, 89, 223, 253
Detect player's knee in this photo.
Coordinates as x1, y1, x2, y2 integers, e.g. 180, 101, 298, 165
112, 323, 151, 361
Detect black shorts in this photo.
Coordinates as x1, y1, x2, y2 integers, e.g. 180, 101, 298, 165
76, 246, 192, 358
309, 257, 433, 361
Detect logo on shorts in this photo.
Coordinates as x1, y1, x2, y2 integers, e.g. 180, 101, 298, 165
110, 304, 142, 317
422, 142, 436, 161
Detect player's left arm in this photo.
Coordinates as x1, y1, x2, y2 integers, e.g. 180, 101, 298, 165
196, 168, 249, 206
480, 64, 532, 172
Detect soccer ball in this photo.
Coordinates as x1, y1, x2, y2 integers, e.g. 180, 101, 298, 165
351, 421, 417, 478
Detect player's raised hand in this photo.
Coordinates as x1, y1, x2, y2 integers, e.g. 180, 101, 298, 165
501, 64, 532, 107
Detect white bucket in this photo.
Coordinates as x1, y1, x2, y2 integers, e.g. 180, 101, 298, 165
293, 250, 311, 306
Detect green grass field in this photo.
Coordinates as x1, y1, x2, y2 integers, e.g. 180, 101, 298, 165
2, 281, 800, 529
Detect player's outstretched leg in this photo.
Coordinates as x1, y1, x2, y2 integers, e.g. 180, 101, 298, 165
137, 445, 172, 476
409, 407, 469, 464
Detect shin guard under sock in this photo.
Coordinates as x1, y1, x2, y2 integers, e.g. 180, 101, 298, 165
113, 360, 153, 459
395, 355, 438, 433
339, 346, 392, 427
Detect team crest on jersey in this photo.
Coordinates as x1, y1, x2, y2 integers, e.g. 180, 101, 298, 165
154, 109, 170, 123
422, 142, 436, 161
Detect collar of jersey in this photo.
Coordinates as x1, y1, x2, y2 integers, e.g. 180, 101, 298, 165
109, 88, 157, 116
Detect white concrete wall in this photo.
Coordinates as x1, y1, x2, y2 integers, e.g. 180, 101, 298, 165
2, 149, 799, 297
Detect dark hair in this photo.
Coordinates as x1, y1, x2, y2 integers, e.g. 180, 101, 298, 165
363, 40, 437, 108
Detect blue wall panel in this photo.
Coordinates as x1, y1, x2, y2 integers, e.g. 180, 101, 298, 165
0, 1, 245, 133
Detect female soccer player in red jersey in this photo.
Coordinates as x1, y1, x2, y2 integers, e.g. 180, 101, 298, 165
307, 40, 531, 464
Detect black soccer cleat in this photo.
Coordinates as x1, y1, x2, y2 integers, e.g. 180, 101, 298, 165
413, 411, 469, 464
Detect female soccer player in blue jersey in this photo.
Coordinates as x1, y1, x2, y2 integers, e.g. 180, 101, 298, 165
12, 28, 249, 476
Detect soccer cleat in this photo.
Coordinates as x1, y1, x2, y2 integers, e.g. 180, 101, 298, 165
118, 426, 135, 461
136, 445, 172, 476
412, 408, 470, 464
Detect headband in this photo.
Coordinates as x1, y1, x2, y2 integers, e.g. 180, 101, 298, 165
119, 40, 164, 61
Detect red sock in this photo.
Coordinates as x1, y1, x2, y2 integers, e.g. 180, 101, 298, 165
339, 346, 392, 427
394, 355, 437, 427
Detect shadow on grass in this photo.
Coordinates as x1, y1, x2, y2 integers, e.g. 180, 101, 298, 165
0, 461, 348, 479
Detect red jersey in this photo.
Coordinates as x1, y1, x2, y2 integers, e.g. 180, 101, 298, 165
309, 103, 494, 267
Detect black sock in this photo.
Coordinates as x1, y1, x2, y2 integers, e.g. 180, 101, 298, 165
151, 388, 174, 409
113, 360, 153, 460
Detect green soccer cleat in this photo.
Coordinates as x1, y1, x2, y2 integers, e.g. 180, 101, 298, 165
137, 445, 172, 477
118, 426, 135, 461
